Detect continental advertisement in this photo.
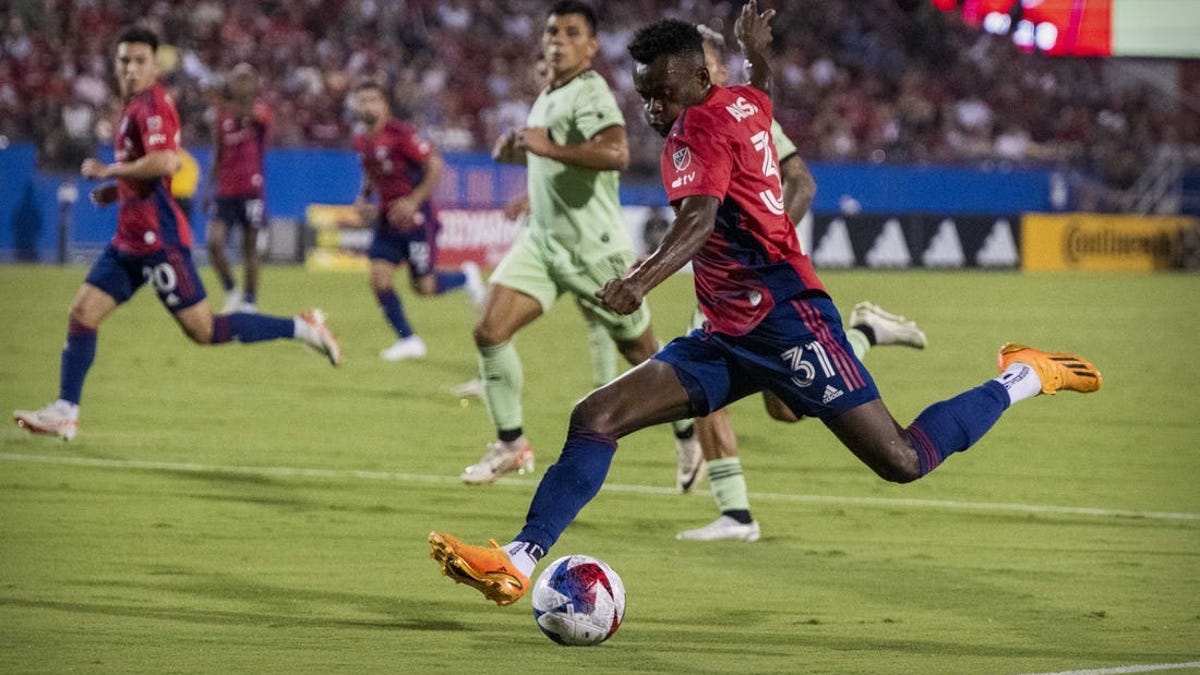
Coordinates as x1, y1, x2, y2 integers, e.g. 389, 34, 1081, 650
1022, 213, 1196, 271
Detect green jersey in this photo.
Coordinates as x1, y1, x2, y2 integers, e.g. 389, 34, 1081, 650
770, 119, 798, 161
525, 70, 631, 260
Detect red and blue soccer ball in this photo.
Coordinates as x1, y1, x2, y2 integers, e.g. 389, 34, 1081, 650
530, 554, 626, 646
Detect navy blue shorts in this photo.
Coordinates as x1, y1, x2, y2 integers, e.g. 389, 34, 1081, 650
654, 295, 880, 420
368, 224, 437, 278
210, 196, 266, 229
85, 244, 207, 312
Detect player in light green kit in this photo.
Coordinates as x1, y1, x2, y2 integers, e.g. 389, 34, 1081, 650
460, 0, 700, 485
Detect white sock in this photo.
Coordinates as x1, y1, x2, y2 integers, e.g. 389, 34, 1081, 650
995, 363, 1041, 405
292, 316, 311, 341
502, 541, 542, 578
53, 399, 79, 419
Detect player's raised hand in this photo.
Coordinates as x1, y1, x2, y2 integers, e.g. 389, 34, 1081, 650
596, 275, 645, 315
735, 0, 776, 55
81, 158, 111, 180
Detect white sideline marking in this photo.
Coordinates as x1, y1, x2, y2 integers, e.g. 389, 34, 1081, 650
2, 452, 1198, 522
1017, 661, 1200, 675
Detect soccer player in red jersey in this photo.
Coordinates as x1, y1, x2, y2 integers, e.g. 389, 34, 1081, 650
12, 26, 341, 442
428, 3, 1101, 606
207, 63, 270, 313
349, 80, 484, 362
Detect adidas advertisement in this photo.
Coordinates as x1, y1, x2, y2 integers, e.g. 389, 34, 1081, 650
809, 214, 1021, 269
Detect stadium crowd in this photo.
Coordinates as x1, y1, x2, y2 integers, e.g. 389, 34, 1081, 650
3, 0, 1196, 197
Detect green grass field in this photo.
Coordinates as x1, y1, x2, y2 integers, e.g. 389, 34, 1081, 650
1, 264, 1197, 674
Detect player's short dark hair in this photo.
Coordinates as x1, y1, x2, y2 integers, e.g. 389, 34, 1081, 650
116, 26, 159, 52
628, 19, 703, 65
549, 0, 598, 35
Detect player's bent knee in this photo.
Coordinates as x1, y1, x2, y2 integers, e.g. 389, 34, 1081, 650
569, 394, 615, 436
473, 321, 511, 349
872, 454, 921, 484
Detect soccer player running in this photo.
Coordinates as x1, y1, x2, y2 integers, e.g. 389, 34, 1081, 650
350, 80, 484, 362
428, 3, 1101, 606
459, 0, 700, 487
207, 63, 270, 313
12, 26, 341, 442
676, 25, 929, 543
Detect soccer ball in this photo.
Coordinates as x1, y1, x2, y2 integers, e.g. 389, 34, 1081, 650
530, 554, 626, 646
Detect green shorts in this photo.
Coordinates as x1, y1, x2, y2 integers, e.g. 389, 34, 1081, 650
490, 227, 652, 341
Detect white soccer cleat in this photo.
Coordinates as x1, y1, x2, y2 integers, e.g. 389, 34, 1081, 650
461, 261, 486, 312
848, 302, 927, 349
221, 287, 244, 314
380, 335, 427, 361
13, 401, 78, 441
461, 437, 534, 485
451, 378, 485, 398
676, 515, 761, 543
298, 309, 343, 367
675, 433, 706, 493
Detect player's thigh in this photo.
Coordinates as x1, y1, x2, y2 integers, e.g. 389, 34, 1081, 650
173, 299, 215, 344
79, 246, 138, 324
823, 399, 918, 482
368, 257, 397, 291
573, 358, 694, 439
207, 219, 229, 248
68, 284, 119, 327
475, 283, 543, 347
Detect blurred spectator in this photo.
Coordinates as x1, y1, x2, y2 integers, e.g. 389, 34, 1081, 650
2, 0, 1196, 207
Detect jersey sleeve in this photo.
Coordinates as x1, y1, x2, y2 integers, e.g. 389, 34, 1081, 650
770, 119, 798, 162
139, 95, 180, 153
574, 76, 625, 140
662, 107, 732, 205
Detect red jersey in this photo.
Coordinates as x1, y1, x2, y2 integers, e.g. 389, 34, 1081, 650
214, 102, 270, 198
662, 85, 825, 335
112, 82, 192, 254
353, 118, 439, 225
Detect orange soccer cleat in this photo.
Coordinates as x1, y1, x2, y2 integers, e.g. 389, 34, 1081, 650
997, 343, 1102, 395
428, 532, 530, 606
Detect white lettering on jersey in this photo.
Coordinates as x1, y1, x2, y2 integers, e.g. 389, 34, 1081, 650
751, 130, 785, 215
725, 97, 759, 122
670, 172, 695, 188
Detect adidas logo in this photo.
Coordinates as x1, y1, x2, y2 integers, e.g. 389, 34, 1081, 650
921, 219, 966, 268
821, 384, 844, 404
976, 219, 1019, 267
813, 218, 855, 268
865, 218, 912, 268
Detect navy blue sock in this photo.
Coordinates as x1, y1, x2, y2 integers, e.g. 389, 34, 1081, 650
243, 289, 256, 304
906, 380, 1010, 475
435, 271, 466, 294
375, 288, 413, 338
515, 426, 618, 553
210, 313, 295, 344
59, 319, 96, 405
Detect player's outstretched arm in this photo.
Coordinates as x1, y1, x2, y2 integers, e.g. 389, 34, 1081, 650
517, 125, 629, 171
735, 0, 776, 95
82, 150, 180, 181
597, 194, 718, 315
